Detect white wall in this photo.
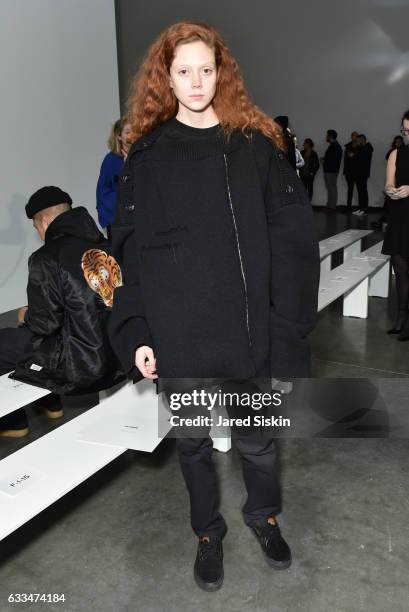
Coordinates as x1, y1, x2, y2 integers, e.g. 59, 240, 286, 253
0, 0, 119, 313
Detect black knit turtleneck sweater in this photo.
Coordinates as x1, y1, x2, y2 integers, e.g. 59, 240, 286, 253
162, 116, 221, 140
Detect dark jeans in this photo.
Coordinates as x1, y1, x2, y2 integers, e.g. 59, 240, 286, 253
173, 374, 282, 539
356, 177, 369, 211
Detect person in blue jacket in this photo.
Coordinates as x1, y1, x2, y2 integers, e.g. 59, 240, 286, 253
96, 118, 132, 235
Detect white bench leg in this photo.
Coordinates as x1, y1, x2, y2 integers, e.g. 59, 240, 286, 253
210, 403, 231, 452
369, 261, 390, 298
344, 239, 362, 261
211, 434, 232, 453
343, 277, 369, 318
320, 256, 331, 275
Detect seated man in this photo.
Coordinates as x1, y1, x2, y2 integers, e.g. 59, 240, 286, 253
0, 186, 124, 437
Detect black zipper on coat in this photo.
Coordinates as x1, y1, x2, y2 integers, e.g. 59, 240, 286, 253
223, 153, 252, 347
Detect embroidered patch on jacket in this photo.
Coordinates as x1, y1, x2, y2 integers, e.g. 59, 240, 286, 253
81, 249, 122, 307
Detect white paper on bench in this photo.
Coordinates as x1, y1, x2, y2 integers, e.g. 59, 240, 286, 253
77, 399, 171, 452
0, 381, 170, 541
0, 467, 46, 497
0, 374, 50, 418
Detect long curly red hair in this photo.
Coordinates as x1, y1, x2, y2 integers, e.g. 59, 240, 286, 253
126, 21, 285, 149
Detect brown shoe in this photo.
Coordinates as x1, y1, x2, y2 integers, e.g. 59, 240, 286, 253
44, 406, 64, 419
0, 426, 29, 438
0, 409, 29, 438
35, 394, 64, 419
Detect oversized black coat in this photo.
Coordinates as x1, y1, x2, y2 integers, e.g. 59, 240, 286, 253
109, 121, 320, 382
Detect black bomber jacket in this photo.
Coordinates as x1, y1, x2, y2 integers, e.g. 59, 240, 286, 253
13, 207, 124, 394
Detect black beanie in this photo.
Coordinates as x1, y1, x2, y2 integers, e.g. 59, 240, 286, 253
25, 186, 73, 219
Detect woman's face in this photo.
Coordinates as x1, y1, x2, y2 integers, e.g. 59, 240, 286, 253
119, 123, 133, 146
169, 41, 218, 114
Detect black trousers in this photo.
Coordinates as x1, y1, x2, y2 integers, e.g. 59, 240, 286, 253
173, 374, 282, 539
356, 177, 369, 211
301, 175, 314, 201
0, 326, 34, 376
176, 432, 281, 538
0, 326, 35, 427
345, 176, 357, 208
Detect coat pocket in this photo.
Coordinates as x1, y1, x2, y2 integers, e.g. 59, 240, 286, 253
141, 241, 181, 265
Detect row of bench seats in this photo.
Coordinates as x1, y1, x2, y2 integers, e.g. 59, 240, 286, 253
319, 240, 389, 318
0, 379, 171, 540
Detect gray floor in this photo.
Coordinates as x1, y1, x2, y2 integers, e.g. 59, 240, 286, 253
0, 209, 408, 612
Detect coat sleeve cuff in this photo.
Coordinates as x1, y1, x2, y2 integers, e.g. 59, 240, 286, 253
108, 286, 154, 381
270, 311, 312, 378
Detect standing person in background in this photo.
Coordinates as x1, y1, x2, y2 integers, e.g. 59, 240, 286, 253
274, 115, 296, 169
96, 118, 133, 238
322, 129, 343, 212
386, 135, 404, 161
300, 138, 320, 201
343, 131, 359, 210
382, 110, 409, 340
352, 134, 373, 216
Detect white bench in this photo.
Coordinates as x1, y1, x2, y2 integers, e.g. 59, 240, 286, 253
0, 374, 231, 539
319, 229, 373, 275
318, 242, 390, 318
0, 378, 172, 540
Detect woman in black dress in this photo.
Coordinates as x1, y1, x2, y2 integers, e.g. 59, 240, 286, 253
109, 22, 319, 591
382, 110, 409, 340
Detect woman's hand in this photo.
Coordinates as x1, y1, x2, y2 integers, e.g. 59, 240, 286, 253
135, 345, 158, 380
385, 184, 397, 198
16, 306, 28, 326
121, 142, 131, 160
393, 185, 409, 199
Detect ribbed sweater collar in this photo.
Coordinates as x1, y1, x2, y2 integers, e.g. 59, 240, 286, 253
147, 116, 244, 161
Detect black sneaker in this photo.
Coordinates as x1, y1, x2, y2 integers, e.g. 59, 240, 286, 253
251, 517, 292, 570
194, 536, 224, 592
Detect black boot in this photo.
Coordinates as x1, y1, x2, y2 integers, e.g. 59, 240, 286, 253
194, 536, 224, 591
387, 310, 408, 334
398, 315, 409, 341
250, 516, 292, 570
0, 409, 29, 438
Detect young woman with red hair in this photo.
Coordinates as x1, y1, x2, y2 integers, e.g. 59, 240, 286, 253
110, 21, 319, 591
